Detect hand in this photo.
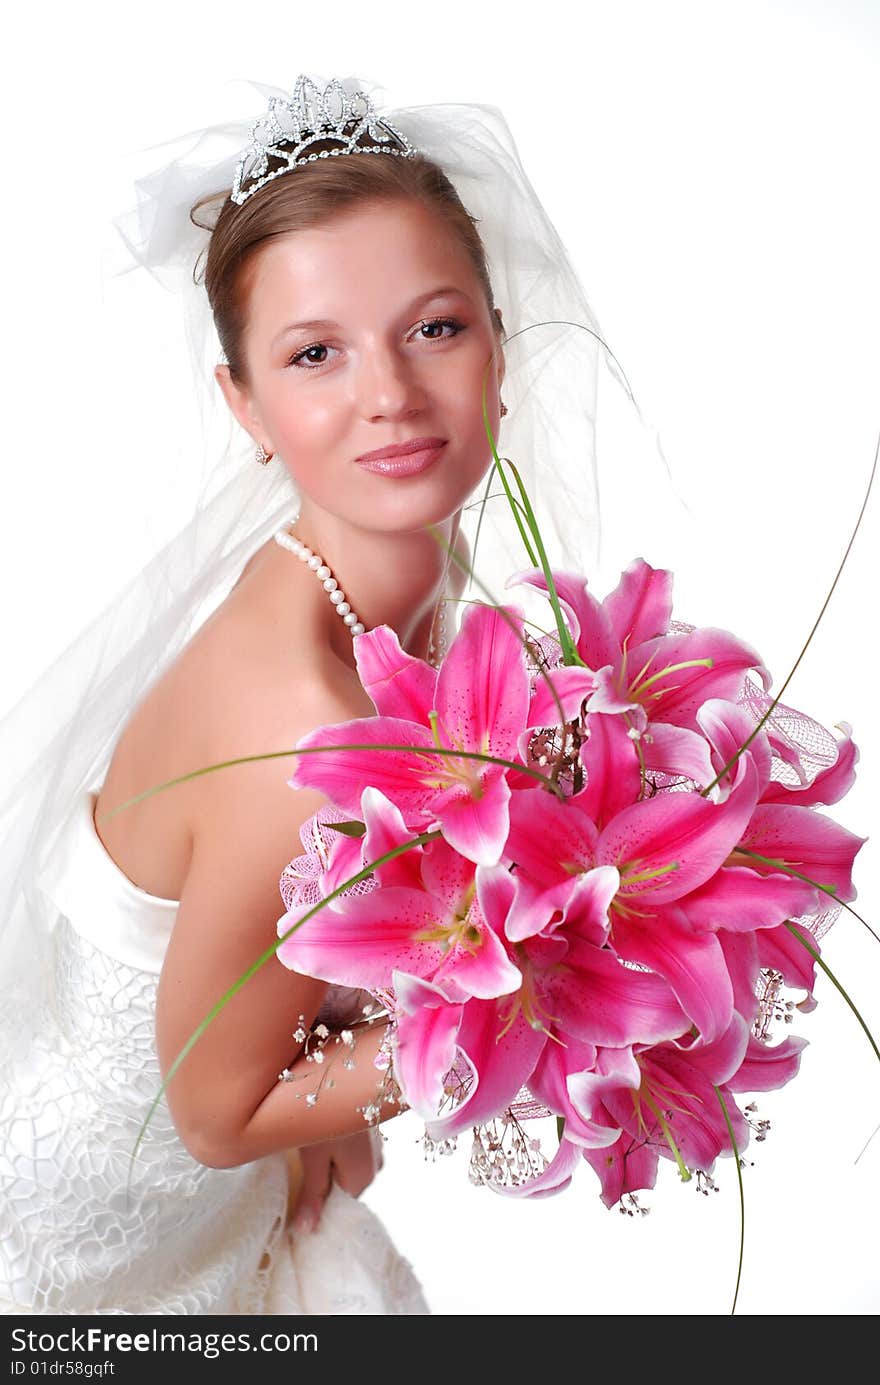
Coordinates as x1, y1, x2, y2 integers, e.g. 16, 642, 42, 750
290, 1127, 384, 1235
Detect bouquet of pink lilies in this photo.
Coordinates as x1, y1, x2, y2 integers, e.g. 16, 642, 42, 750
275, 542, 865, 1213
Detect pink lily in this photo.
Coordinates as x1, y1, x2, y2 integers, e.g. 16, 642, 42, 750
527, 1033, 619, 1150
421, 990, 549, 1139
503, 735, 760, 942
288, 601, 536, 866
277, 801, 522, 1002
509, 558, 771, 734
477, 866, 689, 1050
422, 867, 688, 1141
732, 801, 867, 905
569, 1027, 752, 1206
499, 737, 763, 1039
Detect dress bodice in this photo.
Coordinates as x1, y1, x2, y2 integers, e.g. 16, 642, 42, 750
39, 789, 179, 974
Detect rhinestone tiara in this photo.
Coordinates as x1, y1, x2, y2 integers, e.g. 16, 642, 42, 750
230, 74, 420, 206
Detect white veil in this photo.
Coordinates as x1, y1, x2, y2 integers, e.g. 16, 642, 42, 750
0, 73, 680, 1050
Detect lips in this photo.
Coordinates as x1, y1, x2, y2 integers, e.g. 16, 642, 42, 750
355, 436, 447, 465
355, 438, 447, 476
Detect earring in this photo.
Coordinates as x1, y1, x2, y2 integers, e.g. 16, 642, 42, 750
255, 442, 273, 465
500, 400, 508, 417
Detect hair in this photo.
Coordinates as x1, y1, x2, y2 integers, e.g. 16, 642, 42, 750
190, 149, 505, 389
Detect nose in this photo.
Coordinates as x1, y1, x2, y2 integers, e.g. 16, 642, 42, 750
355, 341, 426, 421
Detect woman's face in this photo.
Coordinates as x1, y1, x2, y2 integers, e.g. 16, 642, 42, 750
215, 196, 505, 534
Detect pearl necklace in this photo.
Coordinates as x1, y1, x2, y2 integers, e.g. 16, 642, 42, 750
273, 524, 450, 669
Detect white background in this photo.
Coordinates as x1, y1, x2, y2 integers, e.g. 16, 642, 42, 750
1, 1, 878, 1315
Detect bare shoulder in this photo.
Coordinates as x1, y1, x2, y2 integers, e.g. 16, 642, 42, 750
184, 581, 374, 830
95, 535, 372, 900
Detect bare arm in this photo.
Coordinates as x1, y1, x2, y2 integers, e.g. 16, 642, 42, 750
155, 682, 406, 1170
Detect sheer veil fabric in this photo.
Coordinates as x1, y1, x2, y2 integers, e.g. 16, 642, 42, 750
0, 76, 680, 1072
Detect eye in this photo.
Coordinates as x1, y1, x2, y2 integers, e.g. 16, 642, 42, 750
287, 341, 335, 370
415, 315, 465, 342
285, 316, 465, 370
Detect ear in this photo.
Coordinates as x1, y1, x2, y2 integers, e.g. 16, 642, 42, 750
493, 308, 506, 391
214, 363, 275, 453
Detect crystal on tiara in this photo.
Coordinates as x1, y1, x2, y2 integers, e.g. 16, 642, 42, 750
230, 75, 419, 206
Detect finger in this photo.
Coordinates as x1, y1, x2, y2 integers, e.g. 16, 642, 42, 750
330, 1131, 384, 1199
292, 1146, 334, 1233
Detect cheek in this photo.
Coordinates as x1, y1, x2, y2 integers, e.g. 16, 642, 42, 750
270, 390, 340, 450
436, 351, 496, 423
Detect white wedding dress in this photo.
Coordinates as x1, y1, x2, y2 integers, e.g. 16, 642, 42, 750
0, 788, 429, 1316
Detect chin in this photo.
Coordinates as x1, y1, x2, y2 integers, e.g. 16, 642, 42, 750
361, 480, 481, 534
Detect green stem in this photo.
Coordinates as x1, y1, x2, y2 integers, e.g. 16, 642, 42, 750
783, 921, 880, 1065
101, 741, 568, 821
478, 368, 539, 567
428, 527, 571, 734
701, 434, 878, 798
641, 1090, 691, 1183
713, 1085, 745, 1317
505, 458, 585, 668
735, 847, 880, 946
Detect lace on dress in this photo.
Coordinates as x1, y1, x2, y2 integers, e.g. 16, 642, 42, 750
0, 790, 429, 1315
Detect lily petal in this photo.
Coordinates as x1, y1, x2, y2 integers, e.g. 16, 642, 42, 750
354, 624, 438, 721
529, 1037, 622, 1151
613, 905, 734, 1043
640, 722, 716, 789
761, 722, 858, 808
549, 938, 688, 1046
756, 919, 819, 995
631, 627, 771, 729
682, 865, 819, 933
507, 567, 619, 672
392, 971, 464, 1119
604, 558, 674, 648
436, 601, 529, 757
597, 753, 759, 903
290, 716, 437, 815
424, 998, 547, 1140
728, 1033, 807, 1092
578, 713, 642, 830
582, 1133, 659, 1210
435, 770, 512, 867
696, 698, 772, 798
276, 886, 444, 988
359, 786, 425, 890
494, 1135, 586, 1199
527, 665, 598, 727
741, 802, 867, 905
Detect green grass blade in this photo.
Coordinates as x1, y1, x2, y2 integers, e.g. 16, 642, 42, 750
736, 847, 879, 947
100, 740, 570, 822
783, 920, 880, 1065
714, 1085, 745, 1317
702, 433, 878, 798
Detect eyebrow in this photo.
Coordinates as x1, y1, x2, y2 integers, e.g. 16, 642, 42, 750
270, 287, 472, 348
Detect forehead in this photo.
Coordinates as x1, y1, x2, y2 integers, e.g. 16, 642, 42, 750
244, 198, 478, 321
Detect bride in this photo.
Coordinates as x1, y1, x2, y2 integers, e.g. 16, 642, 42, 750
0, 74, 619, 1315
